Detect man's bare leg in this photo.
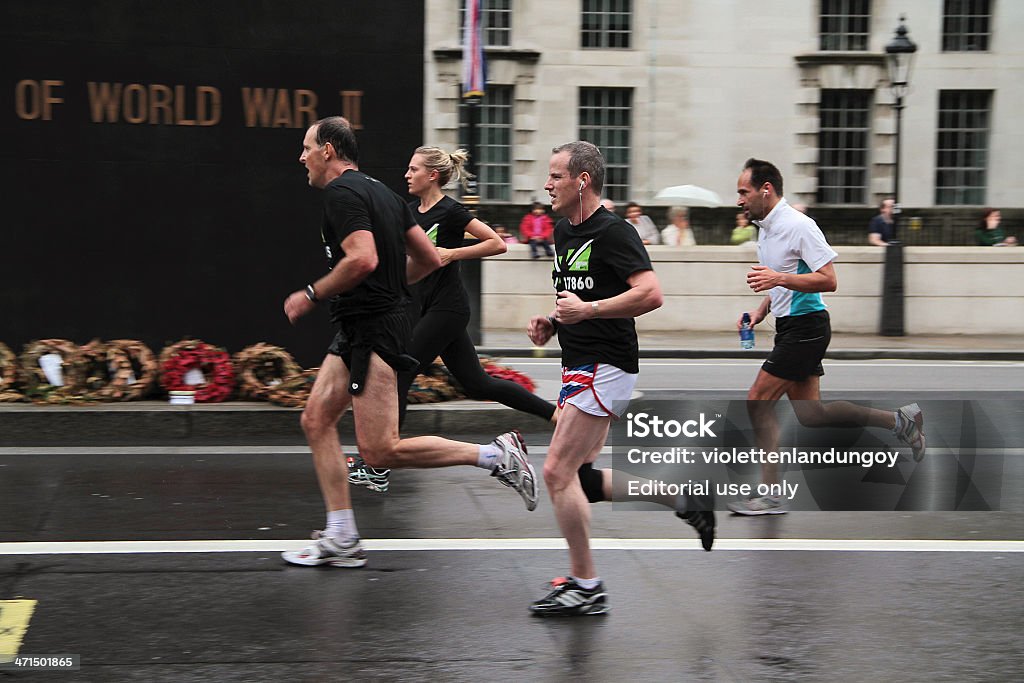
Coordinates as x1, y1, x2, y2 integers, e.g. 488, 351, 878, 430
351, 354, 538, 510
283, 355, 365, 567
300, 354, 355, 513
351, 354, 479, 468
747, 369, 798, 487
542, 404, 610, 580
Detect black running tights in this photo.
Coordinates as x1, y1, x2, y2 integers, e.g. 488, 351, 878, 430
397, 308, 555, 426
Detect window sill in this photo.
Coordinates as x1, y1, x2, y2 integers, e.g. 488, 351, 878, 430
795, 52, 886, 67
433, 47, 541, 64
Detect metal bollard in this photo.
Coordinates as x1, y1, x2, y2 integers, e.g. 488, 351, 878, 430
879, 240, 905, 336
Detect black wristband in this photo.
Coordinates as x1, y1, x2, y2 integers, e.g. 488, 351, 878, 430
304, 284, 319, 303
545, 315, 559, 331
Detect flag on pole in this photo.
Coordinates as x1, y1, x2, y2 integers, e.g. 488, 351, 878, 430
462, 0, 486, 99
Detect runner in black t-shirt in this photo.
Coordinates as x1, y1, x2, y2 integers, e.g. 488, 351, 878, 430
347, 146, 557, 494
281, 117, 539, 570
525, 142, 715, 617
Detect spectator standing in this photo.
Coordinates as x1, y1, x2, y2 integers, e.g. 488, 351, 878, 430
624, 202, 660, 245
976, 208, 1017, 246
661, 206, 697, 246
520, 201, 555, 259
730, 211, 756, 245
868, 199, 896, 246
494, 225, 519, 244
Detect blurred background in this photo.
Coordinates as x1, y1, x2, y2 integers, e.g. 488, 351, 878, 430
2, 1, 1021, 366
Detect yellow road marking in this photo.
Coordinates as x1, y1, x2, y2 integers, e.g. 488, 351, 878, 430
0, 600, 37, 663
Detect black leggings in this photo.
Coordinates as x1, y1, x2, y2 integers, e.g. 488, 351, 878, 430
397, 308, 556, 426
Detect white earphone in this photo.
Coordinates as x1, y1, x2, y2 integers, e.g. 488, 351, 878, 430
579, 180, 585, 192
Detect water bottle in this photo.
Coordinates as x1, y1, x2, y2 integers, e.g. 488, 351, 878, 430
739, 312, 755, 349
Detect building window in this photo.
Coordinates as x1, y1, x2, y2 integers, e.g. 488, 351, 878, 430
816, 90, 871, 205
460, 0, 511, 48
942, 0, 991, 52
582, 0, 632, 49
458, 85, 513, 201
819, 0, 871, 51
578, 87, 632, 202
935, 90, 991, 205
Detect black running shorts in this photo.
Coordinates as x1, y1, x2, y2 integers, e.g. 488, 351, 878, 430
328, 309, 419, 394
761, 310, 831, 381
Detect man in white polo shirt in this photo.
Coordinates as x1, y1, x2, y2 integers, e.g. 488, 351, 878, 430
731, 158, 926, 515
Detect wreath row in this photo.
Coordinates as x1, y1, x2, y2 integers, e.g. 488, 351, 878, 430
0, 340, 537, 407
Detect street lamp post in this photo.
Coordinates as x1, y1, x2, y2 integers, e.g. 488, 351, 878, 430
880, 16, 917, 337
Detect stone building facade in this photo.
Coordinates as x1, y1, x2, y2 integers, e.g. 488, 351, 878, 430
422, 0, 1023, 220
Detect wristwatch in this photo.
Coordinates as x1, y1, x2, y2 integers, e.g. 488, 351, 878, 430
304, 284, 320, 303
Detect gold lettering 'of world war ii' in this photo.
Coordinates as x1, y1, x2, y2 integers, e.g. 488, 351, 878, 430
14, 80, 363, 129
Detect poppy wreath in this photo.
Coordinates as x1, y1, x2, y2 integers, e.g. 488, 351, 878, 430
17, 338, 86, 404
480, 357, 536, 393
266, 368, 319, 408
70, 339, 157, 401
0, 342, 23, 402
233, 343, 302, 401
158, 339, 236, 403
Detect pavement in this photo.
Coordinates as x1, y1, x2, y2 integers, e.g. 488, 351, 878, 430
2, 335, 1022, 680
477, 329, 1024, 360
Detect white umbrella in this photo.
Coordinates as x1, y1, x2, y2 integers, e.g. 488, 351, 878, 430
654, 184, 723, 208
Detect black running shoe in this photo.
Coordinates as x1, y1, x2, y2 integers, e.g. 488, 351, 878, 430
529, 577, 608, 617
675, 489, 716, 551
677, 509, 716, 551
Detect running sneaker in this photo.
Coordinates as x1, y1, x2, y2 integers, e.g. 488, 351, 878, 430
727, 495, 789, 515
490, 430, 538, 511
675, 490, 716, 551
282, 531, 367, 568
895, 403, 926, 462
530, 577, 608, 617
676, 510, 716, 551
347, 454, 390, 493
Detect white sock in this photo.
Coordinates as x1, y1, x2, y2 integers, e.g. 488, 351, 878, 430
573, 576, 601, 590
893, 410, 902, 435
325, 508, 358, 542
477, 444, 500, 470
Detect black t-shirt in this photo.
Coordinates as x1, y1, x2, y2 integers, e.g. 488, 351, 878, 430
552, 207, 653, 374
869, 214, 895, 242
319, 170, 418, 321
409, 195, 473, 315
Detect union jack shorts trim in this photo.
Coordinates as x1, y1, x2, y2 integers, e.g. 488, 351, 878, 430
558, 363, 637, 418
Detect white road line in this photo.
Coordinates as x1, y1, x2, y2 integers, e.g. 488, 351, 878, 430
0, 446, 1015, 456
507, 358, 1024, 368
0, 538, 1020, 555
506, 360, 1024, 368
0, 446, 313, 456
3, 446, 1022, 456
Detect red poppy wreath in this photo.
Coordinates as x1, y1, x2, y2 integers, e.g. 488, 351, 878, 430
158, 339, 236, 403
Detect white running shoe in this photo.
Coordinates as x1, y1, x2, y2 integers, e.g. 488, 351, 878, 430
347, 454, 390, 493
490, 430, 538, 511
727, 495, 789, 516
282, 531, 367, 568
896, 403, 926, 462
